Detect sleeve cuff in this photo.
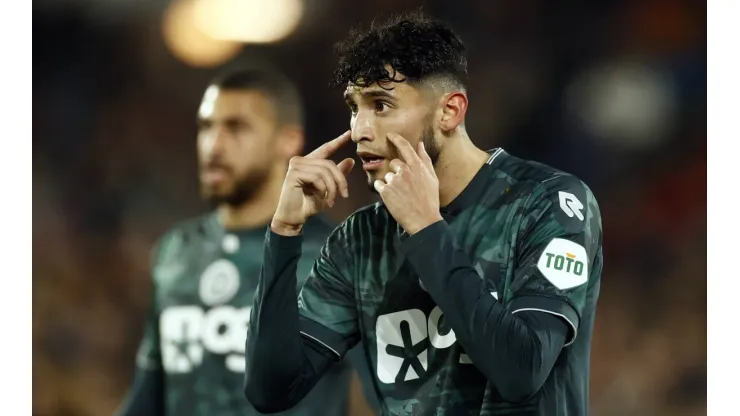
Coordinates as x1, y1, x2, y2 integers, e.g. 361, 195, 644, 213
509, 296, 581, 347
266, 227, 304, 250
298, 316, 350, 359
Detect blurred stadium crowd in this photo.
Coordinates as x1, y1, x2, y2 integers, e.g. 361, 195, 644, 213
33, 0, 705, 415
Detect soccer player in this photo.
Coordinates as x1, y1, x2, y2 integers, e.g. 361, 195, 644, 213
244, 12, 603, 416
116, 68, 366, 416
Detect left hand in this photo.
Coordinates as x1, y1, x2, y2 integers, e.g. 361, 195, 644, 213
374, 133, 444, 235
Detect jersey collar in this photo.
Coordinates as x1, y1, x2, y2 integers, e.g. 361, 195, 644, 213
207, 211, 268, 240
440, 148, 507, 217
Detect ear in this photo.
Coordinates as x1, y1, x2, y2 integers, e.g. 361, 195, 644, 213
439, 92, 468, 133
276, 125, 305, 159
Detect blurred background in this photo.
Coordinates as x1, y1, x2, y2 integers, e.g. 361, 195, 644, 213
32, 0, 706, 415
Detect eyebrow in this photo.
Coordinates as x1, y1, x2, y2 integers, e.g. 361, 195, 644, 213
343, 89, 397, 102
197, 115, 250, 127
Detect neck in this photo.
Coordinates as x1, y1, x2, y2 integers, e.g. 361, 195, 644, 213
217, 166, 286, 230
434, 132, 490, 207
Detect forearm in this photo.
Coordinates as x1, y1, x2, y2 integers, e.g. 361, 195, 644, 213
403, 221, 568, 402
115, 368, 163, 416
244, 230, 337, 413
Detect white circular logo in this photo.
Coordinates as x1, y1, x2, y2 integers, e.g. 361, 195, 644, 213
199, 259, 240, 306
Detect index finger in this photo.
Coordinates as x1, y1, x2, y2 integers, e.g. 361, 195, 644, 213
306, 130, 352, 159
387, 133, 420, 164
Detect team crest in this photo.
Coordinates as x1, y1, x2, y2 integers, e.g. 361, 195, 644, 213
199, 259, 240, 306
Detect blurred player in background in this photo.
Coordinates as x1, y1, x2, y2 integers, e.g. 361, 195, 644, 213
244, 12, 603, 416
116, 68, 374, 416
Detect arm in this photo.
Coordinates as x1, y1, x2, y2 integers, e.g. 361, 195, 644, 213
116, 233, 181, 416
404, 178, 601, 403
244, 131, 358, 412
115, 298, 164, 416
244, 225, 360, 413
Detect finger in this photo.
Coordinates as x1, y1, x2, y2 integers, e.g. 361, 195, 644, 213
301, 171, 327, 199
373, 179, 386, 194
315, 159, 350, 199
417, 141, 434, 171
389, 159, 407, 175
336, 158, 355, 198
315, 165, 339, 207
297, 164, 338, 207
384, 172, 395, 184
337, 158, 355, 176
307, 130, 352, 160
387, 133, 420, 165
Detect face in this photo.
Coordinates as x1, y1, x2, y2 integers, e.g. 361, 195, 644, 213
197, 86, 280, 206
344, 77, 441, 190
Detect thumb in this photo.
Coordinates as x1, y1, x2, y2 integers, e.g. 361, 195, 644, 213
337, 158, 355, 175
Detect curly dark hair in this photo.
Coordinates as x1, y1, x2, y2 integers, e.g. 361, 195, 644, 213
331, 11, 468, 91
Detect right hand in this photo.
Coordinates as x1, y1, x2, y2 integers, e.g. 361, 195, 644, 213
272, 131, 355, 236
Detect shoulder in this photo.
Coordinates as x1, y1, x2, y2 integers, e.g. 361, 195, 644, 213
321, 202, 392, 249
301, 205, 385, 247
155, 213, 215, 252
495, 152, 590, 193
532, 171, 600, 235
150, 214, 215, 276
342, 201, 393, 235
497, 152, 599, 210
495, 152, 600, 232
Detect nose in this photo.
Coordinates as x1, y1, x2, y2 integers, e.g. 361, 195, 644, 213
212, 128, 229, 153
200, 126, 229, 159
350, 110, 374, 144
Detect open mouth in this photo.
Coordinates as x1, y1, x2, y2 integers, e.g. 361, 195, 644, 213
357, 152, 385, 171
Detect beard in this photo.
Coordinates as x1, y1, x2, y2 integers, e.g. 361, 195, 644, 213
202, 166, 271, 207
367, 122, 440, 193
420, 122, 442, 166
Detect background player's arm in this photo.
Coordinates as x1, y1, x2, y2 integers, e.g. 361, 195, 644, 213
402, 177, 601, 403
115, 294, 164, 416
244, 225, 359, 413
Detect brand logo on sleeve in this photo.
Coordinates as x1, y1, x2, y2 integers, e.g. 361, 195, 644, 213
537, 238, 588, 290
558, 191, 585, 221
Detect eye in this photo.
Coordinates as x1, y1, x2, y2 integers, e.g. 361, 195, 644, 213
374, 100, 389, 113
225, 119, 248, 134
347, 103, 358, 115
197, 119, 212, 132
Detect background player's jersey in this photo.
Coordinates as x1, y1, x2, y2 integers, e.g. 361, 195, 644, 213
136, 214, 354, 416
298, 149, 603, 415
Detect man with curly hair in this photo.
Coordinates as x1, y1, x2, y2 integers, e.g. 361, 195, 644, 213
245, 12, 602, 416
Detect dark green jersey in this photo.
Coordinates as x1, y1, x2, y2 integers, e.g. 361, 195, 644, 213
135, 214, 355, 416
298, 149, 602, 416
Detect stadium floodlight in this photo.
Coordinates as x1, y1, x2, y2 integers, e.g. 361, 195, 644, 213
162, 0, 241, 68
193, 0, 304, 44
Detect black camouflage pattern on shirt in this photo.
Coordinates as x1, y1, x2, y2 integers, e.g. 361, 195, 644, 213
298, 149, 602, 416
